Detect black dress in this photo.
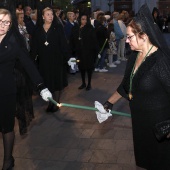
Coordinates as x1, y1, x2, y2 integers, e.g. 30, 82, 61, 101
15, 60, 34, 135
31, 24, 68, 92
0, 30, 43, 133
117, 49, 170, 170
70, 24, 98, 70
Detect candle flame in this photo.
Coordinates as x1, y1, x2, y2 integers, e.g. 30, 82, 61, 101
57, 103, 62, 107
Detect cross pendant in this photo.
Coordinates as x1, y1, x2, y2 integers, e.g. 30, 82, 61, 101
44, 41, 49, 46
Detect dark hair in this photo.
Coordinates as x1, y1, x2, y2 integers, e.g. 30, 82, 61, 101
128, 20, 144, 36
107, 23, 114, 39
127, 20, 151, 44
79, 14, 90, 25
108, 23, 114, 34
16, 3, 22, 8
105, 11, 111, 16
96, 11, 104, 20
55, 7, 61, 10
73, 9, 79, 14
152, 7, 159, 17
59, 10, 65, 19
98, 15, 106, 24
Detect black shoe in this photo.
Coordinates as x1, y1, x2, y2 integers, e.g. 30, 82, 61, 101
46, 102, 54, 112
86, 85, 91, 91
78, 84, 86, 89
50, 105, 60, 112
46, 103, 59, 113
2, 157, 14, 170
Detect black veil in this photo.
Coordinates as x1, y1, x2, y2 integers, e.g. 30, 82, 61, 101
36, 1, 59, 28
0, 0, 27, 48
134, 4, 170, 59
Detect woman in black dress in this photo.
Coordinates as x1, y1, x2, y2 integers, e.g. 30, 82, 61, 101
103, 4, 170, 170
0, 8, 52, 170
70, 14, 97, 90
31, 7, 68, 112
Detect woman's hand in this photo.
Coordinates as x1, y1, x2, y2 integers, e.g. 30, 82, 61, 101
37, 83, 52, 101
103, 101, 113, 111
40, 88, 52, 101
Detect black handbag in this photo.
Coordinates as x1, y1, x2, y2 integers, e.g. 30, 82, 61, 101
153, 120, 170, 141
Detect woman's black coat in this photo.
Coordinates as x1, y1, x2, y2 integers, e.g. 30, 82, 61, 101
70, 24, 98, 70
0, 29, 43, 97
31, 24, 68, 92
117, 49, 170, 170
95, 23, 109, 50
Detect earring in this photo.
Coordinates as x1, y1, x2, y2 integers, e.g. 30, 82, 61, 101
143, 39, 145, 42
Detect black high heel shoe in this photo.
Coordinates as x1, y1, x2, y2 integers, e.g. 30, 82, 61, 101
86, 85, 91, 91
51, 105, 59, 112
2, 157, 14, 170
78, 84, 86, 89
46, 102, 53, 112
46, 103, 59, 113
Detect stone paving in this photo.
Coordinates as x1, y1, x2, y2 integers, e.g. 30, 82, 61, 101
0, 61, 143, 170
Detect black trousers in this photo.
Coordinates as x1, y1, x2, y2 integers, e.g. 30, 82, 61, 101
79, 69, 93, 86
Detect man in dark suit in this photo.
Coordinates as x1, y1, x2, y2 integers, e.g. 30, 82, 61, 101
64, 11, 76, 42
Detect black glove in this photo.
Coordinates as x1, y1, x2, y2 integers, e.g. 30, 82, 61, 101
103, 101, 113, 111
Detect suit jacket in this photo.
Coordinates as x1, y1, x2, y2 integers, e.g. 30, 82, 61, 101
0, 29, 43, 96
24, 15, 36, 36
64, 21, 77, 41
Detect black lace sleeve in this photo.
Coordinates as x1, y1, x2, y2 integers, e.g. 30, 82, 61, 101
155, 55, 170, 95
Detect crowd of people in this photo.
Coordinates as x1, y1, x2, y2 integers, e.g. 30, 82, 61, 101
14, 4, 135, 113
15, 4, 134, 90
14, 4, 170, 90
1, 1, 170, 170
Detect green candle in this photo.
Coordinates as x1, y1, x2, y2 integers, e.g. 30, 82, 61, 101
48, 98, 131, 117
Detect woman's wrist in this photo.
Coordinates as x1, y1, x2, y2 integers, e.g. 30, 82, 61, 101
37, 83, 46, 92
103, 101, 113, 111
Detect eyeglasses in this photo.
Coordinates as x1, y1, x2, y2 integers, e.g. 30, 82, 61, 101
126, 34, 135, 41
0, 20, 11, 26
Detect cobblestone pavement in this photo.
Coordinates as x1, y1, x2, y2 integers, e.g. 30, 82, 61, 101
0, 61, 143, 170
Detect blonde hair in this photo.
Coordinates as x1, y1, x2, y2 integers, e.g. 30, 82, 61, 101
0, 8, 12, 20
16, 12, 24, 19
67, 12, 74, 19
42, 7, 53, 16
0, 8, 12, 27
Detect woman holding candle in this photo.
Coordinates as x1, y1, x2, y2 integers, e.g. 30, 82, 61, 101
103, 4, 170, 170
31, 7, 68, 112
0, 5, 52, 170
